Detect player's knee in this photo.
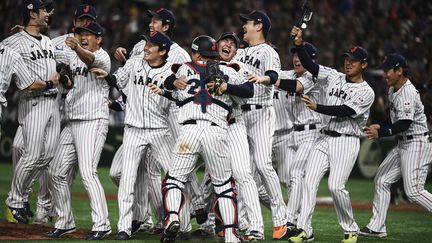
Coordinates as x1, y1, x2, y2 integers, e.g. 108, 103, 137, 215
327, 182, 344, 195
255, 162, 272, 175
404, 185, 423, 202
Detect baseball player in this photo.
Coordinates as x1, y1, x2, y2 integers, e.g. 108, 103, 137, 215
288, 27, 375, 243
161, 35, 254, 243
360, 53, 432, 238
92, 31, 174, 240
45, 22, 112, 240
111, 8, 193, 233
235, 10, 288, 239
3, 0, 61, 225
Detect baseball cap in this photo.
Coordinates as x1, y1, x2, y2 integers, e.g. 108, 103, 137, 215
217, 32, 240, 49
191, 35, 218, 58
379, 53, 408, 71
75, 22, 104, 36
141, 31, 172, 52
239, 10, 271, 31
342, 46, 368, 62
74, 4, 97, 20
291, 42, 318, 59
23, 0, 50, 11
146, 8, 176, 27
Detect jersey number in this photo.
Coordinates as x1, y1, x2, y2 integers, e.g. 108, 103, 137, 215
187, 78, 200, 94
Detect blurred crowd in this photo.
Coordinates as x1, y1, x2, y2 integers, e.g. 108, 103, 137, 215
1, 0, 431, 127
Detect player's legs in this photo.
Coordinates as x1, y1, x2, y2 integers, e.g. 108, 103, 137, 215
295, 137, 329, 237
328, 136, 360, 233
272, 130, 294, 187
48, 124, 78, 230
72, 119, 110, 231
229, 122, 264, 234
400, 140, 432, 211
244, 107, 286, 227
109, 144, 124, 186
366, 148, 401, 233
132, 153, 150, 224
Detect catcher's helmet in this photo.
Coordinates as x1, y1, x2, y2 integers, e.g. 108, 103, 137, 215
191, 35, 218, 58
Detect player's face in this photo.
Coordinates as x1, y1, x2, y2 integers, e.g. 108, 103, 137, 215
78, 31, 101, 52
144, 42, 164, 62
242, 20, 255, 42
33, 8, 50, 28
344, 57, 363, 78
217, 38, 237, 62
149, 17, 165, 35
292, 54, 306, 75
383, 68, 400, 87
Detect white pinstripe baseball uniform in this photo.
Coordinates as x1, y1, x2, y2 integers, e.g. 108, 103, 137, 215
163, 61, 246, 243
296, 65, 375, 237
366, 80, 432, 233
3, 31, 60, 211
48, 47, 111, 231
113, 57, 173, 236
235, 43, 287, 227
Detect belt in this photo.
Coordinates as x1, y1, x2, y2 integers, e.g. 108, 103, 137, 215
294, 124, 317, 132
241, 104, 263, 111
43, 93, 57, 98
228, 118, 236, 125
183, 120, 218, 126
321, 129, 352, 137
397, 132, 428, 141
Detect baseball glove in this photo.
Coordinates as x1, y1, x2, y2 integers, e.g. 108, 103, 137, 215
206, 60, 228, 95
56, 63, 74, 88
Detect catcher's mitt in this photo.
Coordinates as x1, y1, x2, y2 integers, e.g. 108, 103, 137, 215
56, 63, 73, 87
206, 60, 228, 95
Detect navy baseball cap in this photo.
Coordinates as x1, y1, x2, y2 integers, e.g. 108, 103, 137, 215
291, 42, 318, 59
74, 4, 97, 20
75, 22, 104, 36
141, 31, 172, 52
217, 32, 240, 49
146, 8, 176, 27
239, 10, 271, 31
23, 0, 50, 11
379, 53, 408, 71
342, 46, 368, 62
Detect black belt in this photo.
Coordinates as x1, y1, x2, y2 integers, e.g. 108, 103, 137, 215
61, 94, 67, 99
43, 93, 57, 98
183, 120, 218, 127
241, 104, 263, 111
321, 130, 352, 137
294, 124, 317, 131
397, 132, 428, 141
228, 118, 236, 125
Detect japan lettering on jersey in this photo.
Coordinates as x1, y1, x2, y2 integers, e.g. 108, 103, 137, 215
174, 62, 246, 128
280, 70, 322, 127
130, 40, 191, 64
114, 57, 173, 129
388, 80, 428, 136
316, 65, 375, 136
235, 43, 281, 106
1, 31, 57, 96
0, 45, 35, 106
65, 48, 111, 120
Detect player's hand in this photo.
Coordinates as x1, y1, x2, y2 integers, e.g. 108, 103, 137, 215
49, 72, 60, 87
90, 68, 108, 79
364, 124, 380, 139
291, 26, 303, 46
301, 95, 317, 110
247, 74, 266, 84
114, 47, 128, 62
174, 75, 187, 90
148, 84, 163, 95
65, 36, 80, 51
10, 25, 24, 34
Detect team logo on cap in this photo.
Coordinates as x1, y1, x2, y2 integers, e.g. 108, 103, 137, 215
83, 5, 90, 13
27, 4, 34, 9
350, 46, 357, 53
191, 43, 199, 51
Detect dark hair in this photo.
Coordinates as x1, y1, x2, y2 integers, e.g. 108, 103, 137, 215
156, 44, 169, 59
162, 22, 174, 38
393, 66, 409, 77
253, 20, 268, 39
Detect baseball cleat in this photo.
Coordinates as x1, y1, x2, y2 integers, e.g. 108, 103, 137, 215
341, 233, 358, 243
359, 227, 387, 238
6, 207, 29, 224
160, 220, 180, 243
46, 227, 77, 238
272, 224, 287, 239
131, 220, 144, 234
24, 202, 34, 218
115, 231, 131, 240
85, 229, 112, 240
288, 229, 314, 243
242, 230, 264, 241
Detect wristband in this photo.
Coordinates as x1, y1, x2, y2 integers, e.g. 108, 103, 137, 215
44, 80, 54, 90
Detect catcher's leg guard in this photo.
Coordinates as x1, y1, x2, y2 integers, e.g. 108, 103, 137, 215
161, 174, 186, 242
213, 177, 240, 243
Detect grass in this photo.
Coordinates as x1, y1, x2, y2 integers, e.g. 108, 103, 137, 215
0, 161, 431, 242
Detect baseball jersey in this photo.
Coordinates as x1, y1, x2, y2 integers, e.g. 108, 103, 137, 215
235, 43, 281, 106
388, 80, 428, 136
174, 62, 246, 128
0, 44, 35, 107
52, 33, 75, 64
226, 60, 250, 122
114, 57, 172, 129
130, 40, 191, 64
316, 65, 375, 136
1, 31, 57, 97
272, 87, 293, 132
280, 70, 322, 127
65, 48, 111, 120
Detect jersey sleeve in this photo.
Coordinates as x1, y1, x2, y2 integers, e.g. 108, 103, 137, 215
129, 40, 145, 58
113, 57, 136, 89
316, 65, 339, 86
12, 54, 35, 90
344, 85, 375, 118
262, 47, 281, 75
92, 49, 111, 73
392, 90, 415, 121
297, 72, 315, 94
